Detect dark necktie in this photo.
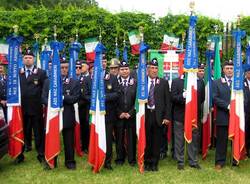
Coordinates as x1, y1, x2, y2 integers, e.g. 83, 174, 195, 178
26, 69, 31, 78
228, 79, 232, 88
148, 80, 155, 107
123, 79, 127, 87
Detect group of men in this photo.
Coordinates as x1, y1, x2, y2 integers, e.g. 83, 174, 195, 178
1, 48, 250, 172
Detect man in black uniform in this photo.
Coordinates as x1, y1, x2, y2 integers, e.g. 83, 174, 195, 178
77, 60, 90, 153
115, 60, 137, 166
244, 67, 250, 157
171, 72, 205, 170
213, 61, 236, 170
16, 48, 47, 164
0, 62, 7, 121
83, 55, 119, 170
144, 58, 171, 172
42, 58, 80, 169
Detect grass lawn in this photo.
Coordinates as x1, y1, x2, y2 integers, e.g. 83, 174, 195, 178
0, 147, 250, 184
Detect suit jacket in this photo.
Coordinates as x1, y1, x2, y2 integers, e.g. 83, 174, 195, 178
117, 76, 137, 118
212, 77, 231, 126
171, 77, 205, 123
20, 66, 47, 116
243, 78, 250, 118
62, 77, 80, 129
146, 77, 171, 127
83, 72, 119, 122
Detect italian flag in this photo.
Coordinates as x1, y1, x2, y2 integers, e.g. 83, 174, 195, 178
184, 72, 198, 143
74, 103, 83, 157
229, 89, 245, 164
136, 99, 146, 173
45, 92, 62, 168
0, 40, 9, 64
88, 94, 106, 173
128, 30, 140, 55
161, 34, 179, 50
84, 38, 98, 62
202, 64, 212, 159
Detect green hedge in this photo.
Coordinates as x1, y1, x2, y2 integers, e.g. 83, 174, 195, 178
0, 7, 225, 63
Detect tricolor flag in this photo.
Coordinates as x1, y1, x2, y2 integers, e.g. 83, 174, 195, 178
6, 34, 24, 158
228, 29, 246, 164
84, 38, 98, 62
69, 40, 83, 157
0, 39, 9, 64
136, 42, 149, 173
45, 41, 64, 168
184, 15, 198, 143
161, 34, 179, 50
128, 30, 140, 55
88, 43, 106, 173
202, 50, 213, 159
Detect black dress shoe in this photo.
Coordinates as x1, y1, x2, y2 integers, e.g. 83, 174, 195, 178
104, 164, 113, 170
160, 153, 167, 160
177, 164, 184, 170
144, 164, 151, 171
190, 164, 201, 170
37, 155, 45, 163
115, 160, 124, 165
65, 162, 76, 170
151, 165, 158, 171
14, 154, 25, 164
25, 146, 32, 152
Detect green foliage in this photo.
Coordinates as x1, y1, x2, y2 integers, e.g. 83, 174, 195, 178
0, 7, 225, 63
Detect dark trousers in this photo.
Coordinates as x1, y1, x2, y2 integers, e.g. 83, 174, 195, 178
245, 116, 250, 155
144, 109, 161, 166
174, 121, 199, 166
79, 106, 89, 151
62, 127, 75, 164
23, 113, 44, 156
105, 118, 114, 165
160, 125, 168, 155
115, 118, 136, 163
215, 125, 228, 166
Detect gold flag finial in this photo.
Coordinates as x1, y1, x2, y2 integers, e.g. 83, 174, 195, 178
99, 27, 102, 42
75, 29, 79, 42
13, 25, 19, 35
53, 25, 57, 40
237, 14, 241, 27
34, 33, 39, 42
214, 25, 219, 34
189, 1, 195, 14
139, 26, 144, 42
115, 37, 118, 47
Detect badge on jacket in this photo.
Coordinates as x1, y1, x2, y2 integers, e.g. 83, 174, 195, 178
107, 84, 112, 90
33, 78, 39, 85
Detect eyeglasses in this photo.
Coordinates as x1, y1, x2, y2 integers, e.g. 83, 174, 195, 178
76, 67, 82, 69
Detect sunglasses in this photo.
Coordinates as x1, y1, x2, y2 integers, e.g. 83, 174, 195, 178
76, 66, 82, 69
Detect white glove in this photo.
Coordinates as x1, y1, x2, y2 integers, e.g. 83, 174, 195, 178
183, 92, 186, 99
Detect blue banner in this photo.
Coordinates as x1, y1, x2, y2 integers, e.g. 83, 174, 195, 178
137, 42, 149, 101
69, 41, 82, 79
6, 35, 23, 104
41, 50, 52, 76
184, 15, 198, 70
18, 51, 23, 69
123, 45, 128, 62
232, 29, 245, 90
50, 41, 64, 109
245, 45, 250, 70
90, 43, 106, 112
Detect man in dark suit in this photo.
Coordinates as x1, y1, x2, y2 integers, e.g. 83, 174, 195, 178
0, 62, 7, 121
83, 55, 119, 170
171, 72, 205, 170
144, 58, 171, 172
16, 48, 47, 164
77, 60, 90, 153
115, 60, 137, 166
61, 59, 81, 169
243, 68, 250, 157
212, 61, 235, 170
42, 58, 81, 169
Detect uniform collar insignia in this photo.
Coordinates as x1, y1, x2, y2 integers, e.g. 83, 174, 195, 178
156, 77, 160, 84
